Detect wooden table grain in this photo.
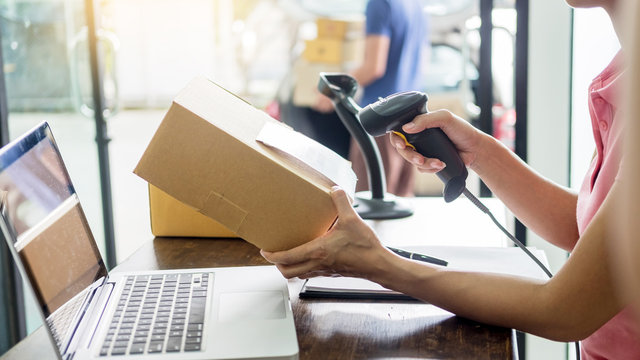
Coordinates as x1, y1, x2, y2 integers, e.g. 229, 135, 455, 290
2, 197, 517, 359
114, 238, 516, 360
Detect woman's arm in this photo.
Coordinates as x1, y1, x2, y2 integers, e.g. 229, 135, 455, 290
263, 184, 624, 341
392, 110, 580, 251
387, 179, 621, 340
381, 183, 619, 340
471, 131, 579, 251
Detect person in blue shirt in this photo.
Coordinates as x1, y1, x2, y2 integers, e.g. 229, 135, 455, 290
356, 0, 429, 107
314, 0, 430, 197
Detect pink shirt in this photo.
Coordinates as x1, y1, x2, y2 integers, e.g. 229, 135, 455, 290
576, 51, 640, 359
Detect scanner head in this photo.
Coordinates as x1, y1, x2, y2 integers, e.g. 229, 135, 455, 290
359, 91, 428, 136
317, 73, 359, 102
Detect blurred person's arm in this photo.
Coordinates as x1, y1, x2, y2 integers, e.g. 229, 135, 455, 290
350, 35, 390, 87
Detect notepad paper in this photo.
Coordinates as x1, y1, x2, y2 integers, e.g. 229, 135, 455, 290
300, 246, 550, 299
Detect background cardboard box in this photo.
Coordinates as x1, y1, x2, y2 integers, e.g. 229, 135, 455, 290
302, 38, 344, 64
292, 16, 364, 107
134, 77, 356, 251
292, 59, 341, 107
302, 38, 364, 65
148, 184, 237, 238
316, 16, 364, 39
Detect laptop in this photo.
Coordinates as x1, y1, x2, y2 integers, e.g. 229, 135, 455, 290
0, 122, 299, 360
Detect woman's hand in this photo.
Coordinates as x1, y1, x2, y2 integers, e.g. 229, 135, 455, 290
389, 109, 487, 173
261, 187, 388, 280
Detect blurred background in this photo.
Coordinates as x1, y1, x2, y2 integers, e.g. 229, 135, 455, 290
0, 0, 619, 359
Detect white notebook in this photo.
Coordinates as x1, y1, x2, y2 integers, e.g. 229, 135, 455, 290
300, 246, 550, 300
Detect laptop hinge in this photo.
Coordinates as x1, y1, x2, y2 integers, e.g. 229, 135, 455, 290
64, 278, 114, 357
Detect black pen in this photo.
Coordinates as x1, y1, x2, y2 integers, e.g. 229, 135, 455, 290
387, 247, 448, 267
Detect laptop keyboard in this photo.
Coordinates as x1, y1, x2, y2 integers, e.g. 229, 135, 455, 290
100, 272, 211, 356
46, 288, 89, 350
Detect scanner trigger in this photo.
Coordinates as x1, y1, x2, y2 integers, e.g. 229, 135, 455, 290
391, 131, 416, 151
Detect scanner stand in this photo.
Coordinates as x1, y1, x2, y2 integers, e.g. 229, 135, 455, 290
353, 191, 412, 220
318, 73, 413, 220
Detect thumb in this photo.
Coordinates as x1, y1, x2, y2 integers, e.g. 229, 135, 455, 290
330, 186, 358, 219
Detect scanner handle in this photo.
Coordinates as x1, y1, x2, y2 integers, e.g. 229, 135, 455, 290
396, 128, 468, 202
358, 90, 468, 202
359, 91, 468, 202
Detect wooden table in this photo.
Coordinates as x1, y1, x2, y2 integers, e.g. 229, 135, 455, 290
2, 197, 517, 359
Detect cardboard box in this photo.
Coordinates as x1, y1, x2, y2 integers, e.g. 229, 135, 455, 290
342, 38, 365, 65
302, 38, 364, 65
316, 17, 364, 39
292, 59, 341, 107
134, 77, 357, 251
148, 184, 237, 238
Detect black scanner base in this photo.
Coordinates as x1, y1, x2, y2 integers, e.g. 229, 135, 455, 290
353, 191, 413, 220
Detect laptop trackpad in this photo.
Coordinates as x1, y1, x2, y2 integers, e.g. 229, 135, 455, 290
218, 291, 285, 322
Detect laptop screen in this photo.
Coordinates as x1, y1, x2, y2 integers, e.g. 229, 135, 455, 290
0, 122, 107, 322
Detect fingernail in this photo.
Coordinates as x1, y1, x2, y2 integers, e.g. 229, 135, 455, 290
413, 156, 423, 165
331, 185, 341, 192
430, 160, 445, 169
403, 122, 416, 130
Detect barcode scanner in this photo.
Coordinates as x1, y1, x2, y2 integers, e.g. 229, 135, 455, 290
316, 71, 554, 283
358, 92, 468, 203
354, 87, 552, 277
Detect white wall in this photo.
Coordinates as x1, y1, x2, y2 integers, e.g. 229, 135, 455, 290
527, 1, 573, 359
570, 9, 620, 189
110, 0, 218, 108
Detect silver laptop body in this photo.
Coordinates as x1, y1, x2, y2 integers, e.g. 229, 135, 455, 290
0, 122, 298, 360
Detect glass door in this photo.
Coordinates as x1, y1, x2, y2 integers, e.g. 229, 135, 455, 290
0, 0, 113, 343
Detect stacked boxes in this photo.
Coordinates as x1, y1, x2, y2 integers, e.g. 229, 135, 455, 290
292, 16, 365, 107
316, 17, 364, 39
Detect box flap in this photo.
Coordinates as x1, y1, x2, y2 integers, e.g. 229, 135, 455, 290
256, 122, 357, 198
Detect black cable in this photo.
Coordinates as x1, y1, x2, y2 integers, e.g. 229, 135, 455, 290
462, 189, 581, 359
462, 189, 553, 278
